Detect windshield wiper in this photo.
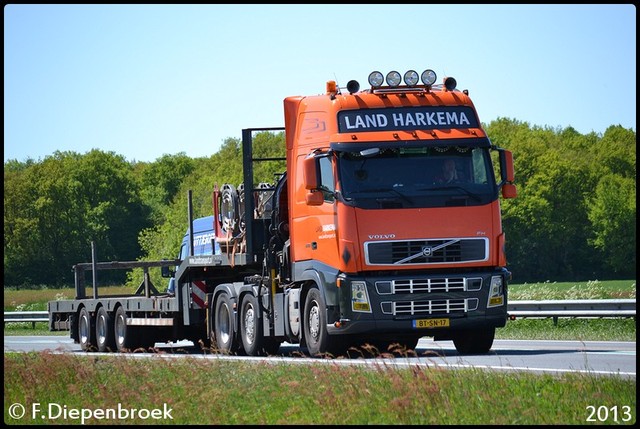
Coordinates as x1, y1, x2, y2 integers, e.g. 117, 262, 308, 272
418, 185, 482, 202
348, 187, 413, 205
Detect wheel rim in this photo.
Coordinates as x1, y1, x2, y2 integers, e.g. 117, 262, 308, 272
218, 303, 230, 344
115, 314, 126, 347
79, 312, 89, 345
97, 314, 106, 346
243, 303, 255, 346
308, 300, 320, 342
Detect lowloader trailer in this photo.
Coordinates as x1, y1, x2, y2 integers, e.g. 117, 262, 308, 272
49, 69, 517, 356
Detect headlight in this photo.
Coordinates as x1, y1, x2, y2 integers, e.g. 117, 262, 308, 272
421, 69, 437, 86
404, 70, 419, 86
487, 276, 504, 307
351, 281, 372, 313
386, 71, 401, 87
368, 71, 384, 87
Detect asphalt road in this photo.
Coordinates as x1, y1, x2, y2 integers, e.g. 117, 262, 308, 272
4, 335, 636, 379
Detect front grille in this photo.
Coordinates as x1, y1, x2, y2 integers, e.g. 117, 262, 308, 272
382, 298, 478, 316
366, 238, 487, 265
375, 277, 483, 295
393, 278, 465, 293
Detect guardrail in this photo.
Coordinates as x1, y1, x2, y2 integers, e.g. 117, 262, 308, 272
4, 299, 636, 329
507, 299, 636, 325
4, 311, 49, 328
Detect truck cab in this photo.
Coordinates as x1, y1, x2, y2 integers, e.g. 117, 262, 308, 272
277, 70, 517, 354
166, 215, 221, 294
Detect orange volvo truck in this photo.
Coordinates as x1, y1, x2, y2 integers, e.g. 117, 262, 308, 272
49, 69, 516, 356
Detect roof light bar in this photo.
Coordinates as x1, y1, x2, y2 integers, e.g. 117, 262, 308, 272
366, 69, 445, 89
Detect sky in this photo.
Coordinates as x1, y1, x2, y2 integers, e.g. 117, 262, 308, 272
4, 4, 636, 164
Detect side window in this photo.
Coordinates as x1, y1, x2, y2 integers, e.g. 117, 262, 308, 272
471, 148, 489, 184
318, 156, 335, 203
179, 243, 188, 259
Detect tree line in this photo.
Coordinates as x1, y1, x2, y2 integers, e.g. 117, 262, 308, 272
3, 121, 636, 288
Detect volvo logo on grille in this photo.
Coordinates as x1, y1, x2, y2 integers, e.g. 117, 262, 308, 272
422, 246, 433, 256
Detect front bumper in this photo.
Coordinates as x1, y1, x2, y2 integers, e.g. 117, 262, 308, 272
327, 269, 509, 336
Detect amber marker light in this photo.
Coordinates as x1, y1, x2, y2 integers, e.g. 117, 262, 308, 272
326, 80, 337, 95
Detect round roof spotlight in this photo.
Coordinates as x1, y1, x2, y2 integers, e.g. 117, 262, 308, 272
346, 80, 360, 94
444, 76, 457, 91
386, 70, 402, 87
403, 70, 419, 86
421, 69, 437, 86
368, 71, 384, 87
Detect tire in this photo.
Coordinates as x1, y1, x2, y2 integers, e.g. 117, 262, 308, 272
213, 293, 238, 354
303, 287, 346, 357
96, 306, 116, 352
240, 294, 264, 356
453, 328, 495, 355
220, 184, 239, 236
114, 306, 134, 352
78, 307, 95, 352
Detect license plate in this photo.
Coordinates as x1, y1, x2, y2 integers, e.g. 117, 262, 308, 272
413, 318, 450, 329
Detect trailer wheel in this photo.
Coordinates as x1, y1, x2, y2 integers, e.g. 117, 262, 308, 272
452, 328, 495, 355
213, 293, 237, 354
78, 307, 95, 352
114, 306, 134, 352
303, 287, 346, 357
240, 294, 264, 356
96, 306, 116, 352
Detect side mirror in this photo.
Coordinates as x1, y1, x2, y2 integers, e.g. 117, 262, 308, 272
500, 150, 515, 183
501, 183, 517, 199
303, 154, 319, 190
161, 265, 174, 278
305, 191, 324, 206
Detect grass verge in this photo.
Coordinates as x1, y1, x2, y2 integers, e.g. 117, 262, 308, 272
4, 352, 636, 425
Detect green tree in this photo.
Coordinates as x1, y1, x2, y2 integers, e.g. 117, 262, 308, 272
4, 150, 148, 286
136, 152, 196, 223
587, 174, 636, 276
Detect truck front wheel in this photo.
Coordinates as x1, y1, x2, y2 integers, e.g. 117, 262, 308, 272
452, 328, 495, 355
78, 307, 95, 352
303, 287, 346, 357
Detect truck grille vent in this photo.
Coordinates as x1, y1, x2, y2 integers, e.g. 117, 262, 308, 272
381, 298, 478, 316
393, 278, 464, 293
366, 238, 487, 265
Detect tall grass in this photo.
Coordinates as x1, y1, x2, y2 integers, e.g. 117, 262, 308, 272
509, 279, 636, 300
4, 352, 636, 425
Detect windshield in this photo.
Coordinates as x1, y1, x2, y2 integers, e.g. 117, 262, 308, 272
337, 145, 497, 209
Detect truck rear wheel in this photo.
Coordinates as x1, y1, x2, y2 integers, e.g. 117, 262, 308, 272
452, 328, 495, 355
213, 293, 238, 354
78, 307, 95, 352
240, 294, 264, 356
96, 306, 116, 352
303, 287, 346, 357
